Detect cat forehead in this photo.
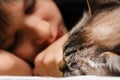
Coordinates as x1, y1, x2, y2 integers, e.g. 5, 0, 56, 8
89, 8, 120, 48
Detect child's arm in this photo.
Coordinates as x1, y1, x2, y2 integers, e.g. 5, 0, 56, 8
0, 49, 32, 76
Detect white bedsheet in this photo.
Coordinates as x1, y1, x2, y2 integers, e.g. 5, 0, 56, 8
0, 76, 119, 80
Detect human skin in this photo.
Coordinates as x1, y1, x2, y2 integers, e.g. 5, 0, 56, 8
0, 0, 68, 76
34, 34, 68, 76
0, 50, 32, 75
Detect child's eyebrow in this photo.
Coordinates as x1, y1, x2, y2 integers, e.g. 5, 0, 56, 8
24, 0, 29, 9
23, 0, 33, 11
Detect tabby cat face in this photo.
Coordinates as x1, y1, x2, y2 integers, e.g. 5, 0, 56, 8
60, 0, 120, 76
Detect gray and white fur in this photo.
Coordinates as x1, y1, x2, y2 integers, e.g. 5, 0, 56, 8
60, 0, 120, 76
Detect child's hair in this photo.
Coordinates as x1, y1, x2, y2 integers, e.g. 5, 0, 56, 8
0, 0, 12, 32
0, 0, 13, 45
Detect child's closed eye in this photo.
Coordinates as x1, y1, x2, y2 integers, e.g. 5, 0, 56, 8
25, 0, 36, 14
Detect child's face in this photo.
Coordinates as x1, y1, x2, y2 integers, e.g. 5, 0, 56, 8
0, 0, 64, 62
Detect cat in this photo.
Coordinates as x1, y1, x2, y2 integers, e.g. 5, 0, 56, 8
59, 0, 120, 76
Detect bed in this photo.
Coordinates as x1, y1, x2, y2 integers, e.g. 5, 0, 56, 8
0, 76, 119, 80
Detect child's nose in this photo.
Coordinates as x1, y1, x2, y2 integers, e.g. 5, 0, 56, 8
24, 16, 50, 29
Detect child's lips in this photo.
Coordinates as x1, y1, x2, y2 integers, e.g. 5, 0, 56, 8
56, 27, 63, 40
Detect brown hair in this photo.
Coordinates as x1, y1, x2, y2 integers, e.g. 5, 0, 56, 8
0, 0, 14, 36
0, 0, 13, 44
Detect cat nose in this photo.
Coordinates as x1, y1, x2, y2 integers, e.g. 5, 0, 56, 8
58, 60, 69, 73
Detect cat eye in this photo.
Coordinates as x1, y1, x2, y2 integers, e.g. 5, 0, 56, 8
64, 48, 77, 57
25, 0, 36, 14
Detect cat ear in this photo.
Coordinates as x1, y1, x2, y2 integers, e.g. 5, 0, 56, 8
87, 0, 120, 15
86, 0, 102, 15
100, 52, 120, 75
